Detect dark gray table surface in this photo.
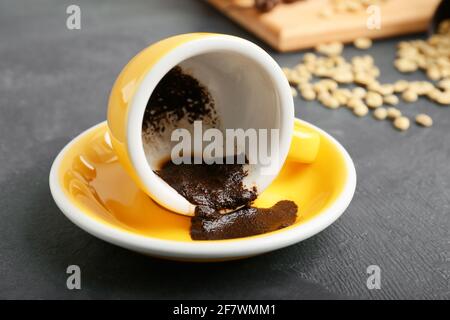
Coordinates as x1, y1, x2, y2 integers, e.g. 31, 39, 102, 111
0, 0, 448, 300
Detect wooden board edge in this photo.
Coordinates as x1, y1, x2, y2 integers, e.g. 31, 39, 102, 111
207, 0, 282, 50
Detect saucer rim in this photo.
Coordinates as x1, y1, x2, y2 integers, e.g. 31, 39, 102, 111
49, 120, 356, 260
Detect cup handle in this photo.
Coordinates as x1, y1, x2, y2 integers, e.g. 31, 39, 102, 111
287, 118, 320, 164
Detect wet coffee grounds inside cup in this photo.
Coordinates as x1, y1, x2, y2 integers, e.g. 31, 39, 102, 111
155, 158, 298, 240
142, 66, 217, 134
146, 66, 297, 240
155, 156, 258, 212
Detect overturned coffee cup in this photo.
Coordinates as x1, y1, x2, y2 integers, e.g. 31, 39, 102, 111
107, 33, 320, 216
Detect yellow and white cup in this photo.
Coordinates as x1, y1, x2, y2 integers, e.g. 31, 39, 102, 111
107, 33, 320, 216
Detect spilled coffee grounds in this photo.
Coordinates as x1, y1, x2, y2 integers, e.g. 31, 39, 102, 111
155, 156, 258, 212
156, 158, 297, 240
192, 200, 297, 240
146, 66, 298, 240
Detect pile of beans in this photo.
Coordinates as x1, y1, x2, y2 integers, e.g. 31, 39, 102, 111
284, 20, 450, 132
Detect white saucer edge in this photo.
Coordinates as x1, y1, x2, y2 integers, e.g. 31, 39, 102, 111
49, 120, 357, 261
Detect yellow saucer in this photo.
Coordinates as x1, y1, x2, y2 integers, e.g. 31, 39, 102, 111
49, 120, 356, 261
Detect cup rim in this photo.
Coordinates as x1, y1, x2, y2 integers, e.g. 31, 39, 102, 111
49, 120, 357, 260
126, 35, 294, 216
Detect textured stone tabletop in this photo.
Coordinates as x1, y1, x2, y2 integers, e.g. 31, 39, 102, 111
0, 0, 448, 299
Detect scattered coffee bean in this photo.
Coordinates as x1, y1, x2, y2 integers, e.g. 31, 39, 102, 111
352, 87, 366, 99
324, 97, 340, 109
393, 80, 409, 93
384, 94, 399, 105
301, 88, 316, 100
373, 107, 388, 120
402, 90, 418, 102
365, 91, 383, 109
387, 107, 402, 119
315, 42, 344, 57
291, 87, 298, 97
354, 37, 372, 49
394, 59, 418, 73
353, 104, 369, 117
415, 113, 433, 127
393, 116, 410, 131
437, 79, 450, 90
436, 91, 450, 105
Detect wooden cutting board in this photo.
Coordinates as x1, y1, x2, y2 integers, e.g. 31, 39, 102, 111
207, 0, 441, 52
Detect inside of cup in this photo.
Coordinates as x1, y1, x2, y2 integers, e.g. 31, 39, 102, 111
141, 49, 282, 193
